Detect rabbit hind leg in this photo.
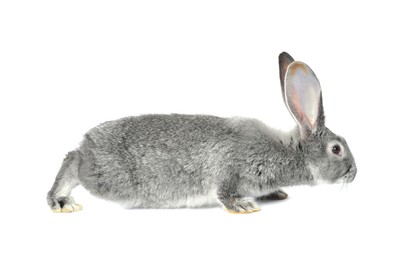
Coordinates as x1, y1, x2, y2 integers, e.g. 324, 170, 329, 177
47, 151, 83, 213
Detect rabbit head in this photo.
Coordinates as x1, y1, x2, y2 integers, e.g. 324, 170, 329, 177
279, 52, 357, 184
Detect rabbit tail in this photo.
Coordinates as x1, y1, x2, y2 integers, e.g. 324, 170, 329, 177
47, 150, 83, 213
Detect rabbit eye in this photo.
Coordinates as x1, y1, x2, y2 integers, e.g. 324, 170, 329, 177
332, 145, 341, 155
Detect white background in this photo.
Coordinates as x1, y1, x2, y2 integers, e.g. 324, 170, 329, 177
1, 1, 412, 259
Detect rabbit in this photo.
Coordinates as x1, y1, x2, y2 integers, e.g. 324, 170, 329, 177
47, 52, 357, 214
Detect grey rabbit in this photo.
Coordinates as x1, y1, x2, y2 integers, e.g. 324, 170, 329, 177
47, 52, 357, 214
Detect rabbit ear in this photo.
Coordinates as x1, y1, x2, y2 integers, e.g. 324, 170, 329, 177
278, 52, 295, 104
284, 61, 324, 139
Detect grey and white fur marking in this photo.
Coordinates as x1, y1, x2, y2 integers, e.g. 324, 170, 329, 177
47, 52, 357, 213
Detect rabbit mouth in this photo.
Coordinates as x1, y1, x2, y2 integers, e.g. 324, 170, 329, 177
332, 166, 353, 184
338, 166, 356, 183
342, 173, 356, 183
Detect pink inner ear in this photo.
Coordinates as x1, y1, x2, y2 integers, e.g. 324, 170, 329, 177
290, 88, 303, 122
290, 87, 313, 128
285, 61, 321, 133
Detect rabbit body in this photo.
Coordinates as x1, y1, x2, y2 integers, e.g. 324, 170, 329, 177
78, 114, 308, 209
47, 52, 357, 213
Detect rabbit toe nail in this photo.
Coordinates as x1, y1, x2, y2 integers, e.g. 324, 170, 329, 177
52, 203, 83, 213
73, 204, 83, 211
226, 209, 259, 214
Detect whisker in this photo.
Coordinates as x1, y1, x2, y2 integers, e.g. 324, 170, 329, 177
340, 180, 345, 191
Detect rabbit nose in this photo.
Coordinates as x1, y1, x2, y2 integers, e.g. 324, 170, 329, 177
349, 165, 357, 174
347, 165, 357, 182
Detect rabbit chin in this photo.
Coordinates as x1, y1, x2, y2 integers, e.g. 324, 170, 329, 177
308, 164, 349, 185
308, 163, 331, 185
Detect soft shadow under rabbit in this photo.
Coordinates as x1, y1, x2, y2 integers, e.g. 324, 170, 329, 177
47, 52, 357, 214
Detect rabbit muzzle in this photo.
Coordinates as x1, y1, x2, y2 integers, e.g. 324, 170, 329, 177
341, 165, 357, 183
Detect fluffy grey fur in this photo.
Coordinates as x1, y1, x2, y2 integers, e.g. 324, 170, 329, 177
47, 52, 357, 213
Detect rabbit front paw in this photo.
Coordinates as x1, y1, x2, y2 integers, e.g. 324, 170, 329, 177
220, 197, 261, 214
257, 189, 288, 201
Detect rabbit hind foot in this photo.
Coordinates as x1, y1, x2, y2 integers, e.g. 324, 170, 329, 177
50, 196, 83, 213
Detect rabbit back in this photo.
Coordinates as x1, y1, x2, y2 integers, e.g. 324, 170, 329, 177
77, 114, 239, 208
